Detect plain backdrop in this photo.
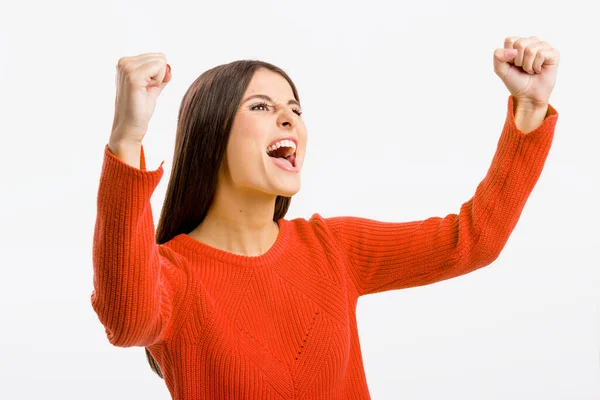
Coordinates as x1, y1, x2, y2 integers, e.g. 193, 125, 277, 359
1, 0, 599, 398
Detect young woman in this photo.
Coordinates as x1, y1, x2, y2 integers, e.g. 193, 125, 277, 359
91, 36, 559, 399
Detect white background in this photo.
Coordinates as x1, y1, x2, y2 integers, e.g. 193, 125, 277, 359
1, 0, 599, 398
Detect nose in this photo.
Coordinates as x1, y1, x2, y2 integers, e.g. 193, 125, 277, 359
276, 106, 296, 130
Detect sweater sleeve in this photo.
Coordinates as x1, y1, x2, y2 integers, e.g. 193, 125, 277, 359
91, 144, 179, 347
325, 95, 559, 297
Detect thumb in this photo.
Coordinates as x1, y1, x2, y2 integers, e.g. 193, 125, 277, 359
494, 48, 518, 77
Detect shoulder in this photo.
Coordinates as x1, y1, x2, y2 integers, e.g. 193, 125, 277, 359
285, 213, 364, 235
155, 241, 190, 284
281, 213, 345, 249
282, 212, 332, 234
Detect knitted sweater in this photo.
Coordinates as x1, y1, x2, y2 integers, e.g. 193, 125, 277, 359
91, 96, 558, 399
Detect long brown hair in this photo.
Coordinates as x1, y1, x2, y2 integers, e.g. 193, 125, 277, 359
145, 60, 300, 379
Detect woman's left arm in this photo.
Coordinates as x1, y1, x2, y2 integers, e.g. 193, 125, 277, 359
325, 95, 558, 296
324, 36, 560, 297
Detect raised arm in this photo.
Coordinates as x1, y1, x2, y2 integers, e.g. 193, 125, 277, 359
91, 143, 181, 347
325, 95, 558, 297
91, 53, 179, 347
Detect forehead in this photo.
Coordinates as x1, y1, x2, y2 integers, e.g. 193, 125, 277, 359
244, 68, 295, 101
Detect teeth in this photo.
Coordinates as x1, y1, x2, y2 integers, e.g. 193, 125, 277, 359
266, 139, 296, 155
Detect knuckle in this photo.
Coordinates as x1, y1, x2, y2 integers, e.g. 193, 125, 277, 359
116, 57, 129, 69
122, 63, 135, 75
148, 52, 167, 63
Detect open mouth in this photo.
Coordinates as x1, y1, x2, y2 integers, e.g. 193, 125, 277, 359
266, 139, 297, 169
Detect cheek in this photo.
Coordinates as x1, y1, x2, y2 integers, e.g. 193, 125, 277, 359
226, 133, 267, 174
234, 117, 269, 146
298, 125, 308, 150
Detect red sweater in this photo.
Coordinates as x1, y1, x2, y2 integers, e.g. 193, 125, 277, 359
91, 96, 558, 399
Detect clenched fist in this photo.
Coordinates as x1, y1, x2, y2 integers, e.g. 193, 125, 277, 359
110, 53, 172, 147
493, 36, 559, 109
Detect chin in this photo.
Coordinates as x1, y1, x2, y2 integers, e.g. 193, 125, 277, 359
273, 183, 300, 198
266, 174, 301, 197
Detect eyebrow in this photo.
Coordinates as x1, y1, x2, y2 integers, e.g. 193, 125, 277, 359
242, 94, 301, 109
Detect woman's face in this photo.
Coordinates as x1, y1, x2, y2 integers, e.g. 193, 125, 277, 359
221, 68, 307, 198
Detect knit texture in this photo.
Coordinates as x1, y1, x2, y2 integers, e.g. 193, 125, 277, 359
91, 95, 558, 399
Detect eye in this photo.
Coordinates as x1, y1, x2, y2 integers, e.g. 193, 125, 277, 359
250, 102, 271, 111
250, 101, 303, 117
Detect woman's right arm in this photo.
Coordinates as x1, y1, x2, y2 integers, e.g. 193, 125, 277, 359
91, 141, 178, 347
91, 53, 177, 347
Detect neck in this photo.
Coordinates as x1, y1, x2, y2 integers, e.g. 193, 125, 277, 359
190, 184, 280, 257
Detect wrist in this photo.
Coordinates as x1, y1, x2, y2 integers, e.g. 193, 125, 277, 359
106, 138, 143, 169
513, 102, 548, 134
111, 118, 147, 141
108, 135, 143, 155
109, 126, 144, 146
513, 96, 549, 116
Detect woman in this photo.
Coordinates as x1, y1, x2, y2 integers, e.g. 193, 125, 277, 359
91, 36, 559, 399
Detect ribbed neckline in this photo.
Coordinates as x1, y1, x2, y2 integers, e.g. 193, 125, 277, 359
167, 218, 291, 267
